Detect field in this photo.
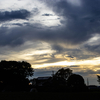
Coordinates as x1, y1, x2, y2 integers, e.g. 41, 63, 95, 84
0, 92, 100, 100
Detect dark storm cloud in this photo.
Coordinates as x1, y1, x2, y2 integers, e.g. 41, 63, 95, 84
39, 0, 100, 46
0, 9, 30, 22
0, 27, 25, 47
66, 55, 74, 58
38, 0, 100, 54
50, 0, 95, 44
1, 0, 100, 54
0, 23, 47, 47
42, 13, 53, 16
22, 0, 100, 48
52, 45, 95, 60
64, 48, 98, 60
52, 44, 64, 52
84, 44, 100, 54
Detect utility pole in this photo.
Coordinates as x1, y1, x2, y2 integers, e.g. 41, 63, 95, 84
87, 78, 89, 86
52, 71, 54, 77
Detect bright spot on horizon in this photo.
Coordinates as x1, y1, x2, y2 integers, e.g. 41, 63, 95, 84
32, 57, 100, 69
32, 61, 75, 68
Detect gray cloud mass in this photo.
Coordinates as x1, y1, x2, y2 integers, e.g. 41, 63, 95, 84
0, 0, 100, 58
0, 9, 30, 22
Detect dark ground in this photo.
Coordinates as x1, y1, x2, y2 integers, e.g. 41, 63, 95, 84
0, 92, 100, 100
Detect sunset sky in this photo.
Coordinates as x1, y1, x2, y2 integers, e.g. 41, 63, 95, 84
0, 0, 100, 85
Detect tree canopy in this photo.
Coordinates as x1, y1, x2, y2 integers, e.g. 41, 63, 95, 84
0, 60, 34, 86
54, 68, 72, 80
67, 74, 85, 87
97, 75, 100, 84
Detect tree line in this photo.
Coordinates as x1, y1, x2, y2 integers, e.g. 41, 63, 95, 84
0, 60, 100, 92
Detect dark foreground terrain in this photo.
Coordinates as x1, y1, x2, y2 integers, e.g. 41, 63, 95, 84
0, 92, 100, 100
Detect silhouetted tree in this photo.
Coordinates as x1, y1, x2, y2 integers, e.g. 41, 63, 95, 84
97, 75, 100, 84
54, 68, 72, 80
0, 60, 34, 87
67, 74, 88, 92
67, 74, 85, 87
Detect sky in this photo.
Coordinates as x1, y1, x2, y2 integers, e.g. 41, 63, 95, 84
0, 0, 100, 85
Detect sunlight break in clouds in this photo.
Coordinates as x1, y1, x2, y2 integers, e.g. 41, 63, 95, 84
33, 61, 75, 68
33, 57, 100, 69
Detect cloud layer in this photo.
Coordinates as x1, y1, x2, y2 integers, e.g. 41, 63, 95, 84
0, 0, 100, 58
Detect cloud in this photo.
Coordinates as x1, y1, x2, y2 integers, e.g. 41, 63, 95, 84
52, 44, 64, 52
0, 0, 100, 62
42, 13, 53, 16
1, 0, 99, 47
12, 23, 23, 26
0, 27, 25, 47
1, 0, 100, 48
43, 0, 100, 45
70, 65, 80, 67
84, 44, 100, 54
77, 69, 100, 75
0, 9, 31, 22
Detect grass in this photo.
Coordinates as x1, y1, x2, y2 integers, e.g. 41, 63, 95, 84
0, 92, 100, 100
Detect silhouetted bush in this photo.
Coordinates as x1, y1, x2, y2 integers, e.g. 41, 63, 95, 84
67, 74, 88, 92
